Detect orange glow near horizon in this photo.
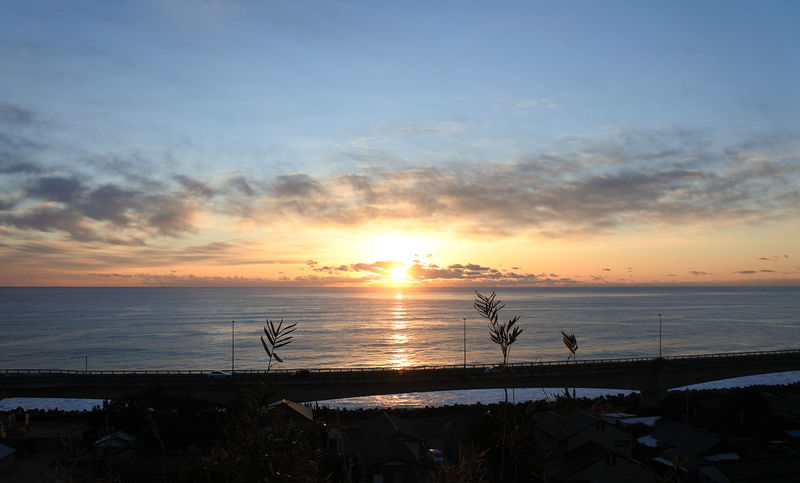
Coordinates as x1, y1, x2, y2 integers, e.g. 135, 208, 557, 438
1, 220, 798, 287
387, 264, 411, 285
360, 232, 437, 265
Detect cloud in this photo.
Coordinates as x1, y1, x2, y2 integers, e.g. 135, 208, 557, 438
397, 121, 461, 135
0, 156, 42, 175
0, 105, 211, 242
0, 101, 37, 125
176, 175, 215, 198
350, 260, 402, 273
448, 263, 492, 271
292, 258, 566, 285
272, 173, 325, 197
3, 172, 203, 241
0, 195, 17, 210
689, 271, 711, 276
143, 195, 200, 237
204, 127, 799, 237
0, 238, 304, 275
758, 255, 790, 261
26, 176, 85, 202
77, 184, 139, 225
0, 101, 46, 175
514, 97, 557, 113
0, 205, 99, 241
734, 270, 757, 274
225, 175, 256, 197
2, 103, 799, 253
82, 273, 292, 287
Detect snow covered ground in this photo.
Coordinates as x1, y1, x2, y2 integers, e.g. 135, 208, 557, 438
0, 397, 105, 412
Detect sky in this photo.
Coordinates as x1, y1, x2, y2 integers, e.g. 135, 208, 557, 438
1, 0, 798, 287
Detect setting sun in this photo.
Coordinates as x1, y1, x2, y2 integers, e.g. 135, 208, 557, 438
360, 232, 438, 266
388, 264, 410, 285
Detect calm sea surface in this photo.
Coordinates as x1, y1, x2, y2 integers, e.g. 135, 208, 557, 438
1, 286, 799, 408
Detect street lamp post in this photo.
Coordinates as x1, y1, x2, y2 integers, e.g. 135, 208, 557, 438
658, 313, 662, 358
463, 317, 467, 368
231, 320, 235, 373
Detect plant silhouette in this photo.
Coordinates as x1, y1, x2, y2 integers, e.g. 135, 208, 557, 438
474, 290, 523, 403
561, 331, 578, 361
561, 331, 579, 399
260, 318, 297, 372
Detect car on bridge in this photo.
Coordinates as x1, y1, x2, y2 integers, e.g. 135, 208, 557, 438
205, 371, 231, 378
485, 365, 513, 374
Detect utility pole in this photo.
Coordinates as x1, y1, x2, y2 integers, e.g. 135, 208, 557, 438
658, 313, 662, 358
85, 355, 88, 373
231, 320, 235, 373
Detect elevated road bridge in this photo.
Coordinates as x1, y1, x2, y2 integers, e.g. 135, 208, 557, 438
2, 349, 799, 405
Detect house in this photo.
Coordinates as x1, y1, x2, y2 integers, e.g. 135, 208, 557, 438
0, 442, 15, 474
535, 410, 635, 457
599, 412, 660, 428
697, 454, 800, 482
93, 431, 136, 464
547, 441, 657, 483
646, 420, 736, 473
762, 392, 800, 418
348, 413, 434, 483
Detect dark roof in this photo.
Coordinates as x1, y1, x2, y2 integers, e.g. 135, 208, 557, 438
352, 413, 430, 469
763, 392, 800, 417
94, 431, 136, 447
650, 421, 722, 456
548, 441, 610, 479
357, 433, 424, 468
536, 410, 617, 440
268, 399, 313, 421
548, 441, 651, 481
0, 443, 15, 459
363, 413, 425, 442
712, 454, 800, 481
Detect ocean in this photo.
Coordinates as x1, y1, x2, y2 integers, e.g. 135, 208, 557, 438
1, 286, 799, 409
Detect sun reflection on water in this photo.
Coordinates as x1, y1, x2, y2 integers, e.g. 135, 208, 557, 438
387, 296, 413, 367
392, 303, 407, 330
389, 348, 412, 367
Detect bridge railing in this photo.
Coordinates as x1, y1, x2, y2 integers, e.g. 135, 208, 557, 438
3, 349, 799, 376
